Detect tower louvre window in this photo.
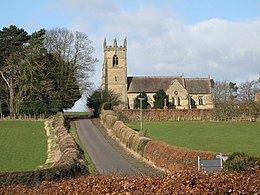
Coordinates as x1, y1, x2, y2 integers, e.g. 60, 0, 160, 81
113, 55, 119, 67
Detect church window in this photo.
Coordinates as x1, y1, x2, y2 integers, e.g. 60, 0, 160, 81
115, 76, 117, 82
172, 97, 176, 106
113, 55, 118, 67
177, 97, 181, 106
199, 96, 204, 105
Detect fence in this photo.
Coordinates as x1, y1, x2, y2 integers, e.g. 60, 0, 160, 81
0, 114, 46, 120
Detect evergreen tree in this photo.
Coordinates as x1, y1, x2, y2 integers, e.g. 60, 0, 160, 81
0, 25, 92, 117
0, 25, 30, 117
153, 89, 169, 109
87, 88, 121, 117
87, 89, 102, 117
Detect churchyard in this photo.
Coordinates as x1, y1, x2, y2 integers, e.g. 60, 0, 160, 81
0, 121, 47, 172
126, 120, 260, 157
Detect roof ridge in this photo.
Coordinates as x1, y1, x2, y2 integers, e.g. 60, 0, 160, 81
184, 78, 210, 80
127, 76, 183, 78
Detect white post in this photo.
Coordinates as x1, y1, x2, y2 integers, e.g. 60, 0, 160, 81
220, 153, 223, 168
198, 156, 200, 171
138, 97, 145, 131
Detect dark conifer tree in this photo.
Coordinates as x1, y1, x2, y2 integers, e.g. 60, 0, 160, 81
134, 91, 148, 109
153, 89, 169, 109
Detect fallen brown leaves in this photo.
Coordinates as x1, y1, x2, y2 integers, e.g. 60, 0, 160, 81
1, 169, 259, 194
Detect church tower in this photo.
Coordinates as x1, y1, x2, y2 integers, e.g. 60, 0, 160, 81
101, 38, 128, 109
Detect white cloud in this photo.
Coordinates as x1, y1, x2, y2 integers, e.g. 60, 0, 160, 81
53, 0, 260, 85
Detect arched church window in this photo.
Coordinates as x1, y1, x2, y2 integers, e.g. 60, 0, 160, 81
177, 97, 181, 106
172, 97, 176, 106
113, 55, 118, 67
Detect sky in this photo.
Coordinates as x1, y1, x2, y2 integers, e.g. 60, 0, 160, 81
1, 0, 260, 111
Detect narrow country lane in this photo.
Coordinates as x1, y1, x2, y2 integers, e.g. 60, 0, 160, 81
75, 119, 164, 177
75, 119, 140, 175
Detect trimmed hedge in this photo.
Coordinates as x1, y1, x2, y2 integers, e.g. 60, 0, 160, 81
100, 109, 218, 172
143, 140, 216, 171
0, 160, 87, 187
101, 110, 151, 155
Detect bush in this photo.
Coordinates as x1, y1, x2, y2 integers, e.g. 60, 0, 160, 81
143, 140, 216, 172
223, 152, 260, 174
116, 111, 129, 123
101, 102, 112, 110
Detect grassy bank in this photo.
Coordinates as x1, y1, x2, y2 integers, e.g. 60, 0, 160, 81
0, 121, 47, 172
69, 122, 97, 174
126, 121, 260, 156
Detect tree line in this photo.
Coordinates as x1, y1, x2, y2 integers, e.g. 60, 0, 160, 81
212, 79, 260, 119
0, 25, 97, 118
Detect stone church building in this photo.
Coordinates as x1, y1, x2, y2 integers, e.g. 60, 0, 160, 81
101, 38, 214, 110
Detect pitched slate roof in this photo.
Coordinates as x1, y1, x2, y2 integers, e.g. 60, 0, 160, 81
184, 78, 211, 94
127, 76, 211, 94
127, 76, 184, 93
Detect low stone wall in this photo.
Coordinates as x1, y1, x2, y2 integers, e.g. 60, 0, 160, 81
0, 113, 87, 187
100, 109, 216, 172
121, 109, 213, 121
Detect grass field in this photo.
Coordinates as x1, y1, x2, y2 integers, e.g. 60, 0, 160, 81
0, 121, 47, 172
64, 112, 89, 116
126, 121, 260, 157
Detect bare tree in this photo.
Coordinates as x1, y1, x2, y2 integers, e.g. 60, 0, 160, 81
44, 28, 98, 94
211, 80, 238, 105
238, 79, 260, 103
211, 80, 240, 119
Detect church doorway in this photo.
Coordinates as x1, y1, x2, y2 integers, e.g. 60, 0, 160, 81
190, 96, 197, 109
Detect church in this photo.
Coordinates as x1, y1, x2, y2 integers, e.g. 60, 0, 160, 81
101, 38, 214, 110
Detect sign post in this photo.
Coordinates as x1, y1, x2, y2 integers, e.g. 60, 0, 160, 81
138, 97, 145, 133
216, 153, 223, 168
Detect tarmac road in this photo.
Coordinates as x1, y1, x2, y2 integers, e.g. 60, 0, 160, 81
75, 119, 163, 176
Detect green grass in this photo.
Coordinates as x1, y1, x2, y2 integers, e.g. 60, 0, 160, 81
126, 121, 260, 157
0, 121, 47, 172
69, 122, 97, 174
64, 112, 89, 116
